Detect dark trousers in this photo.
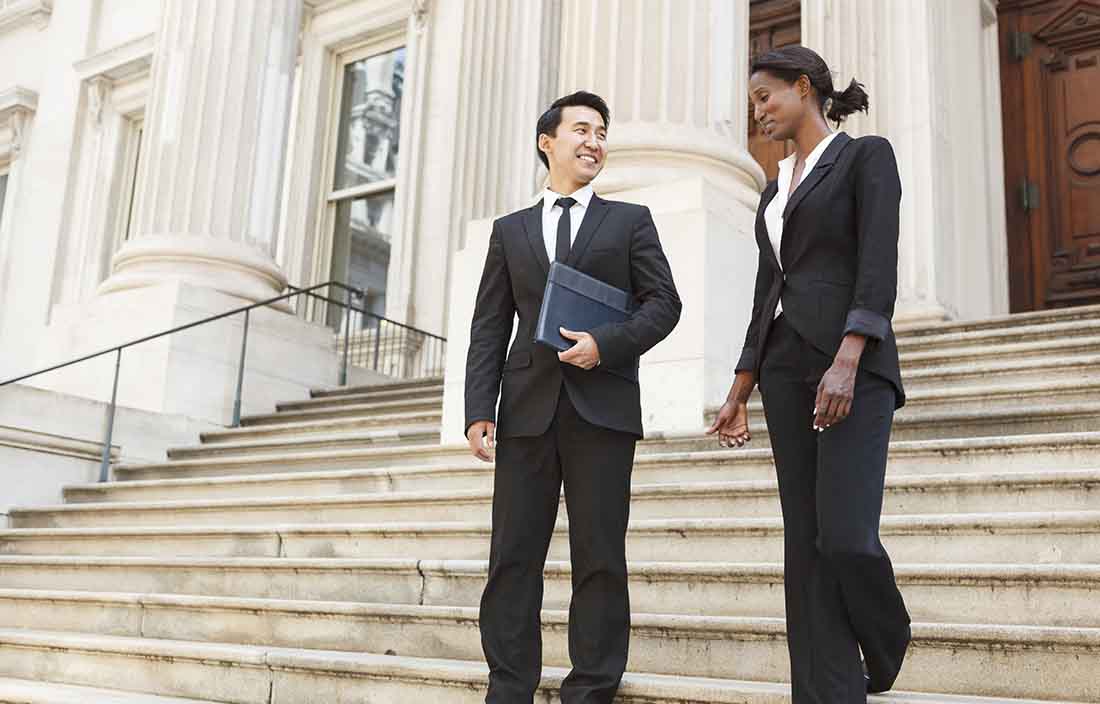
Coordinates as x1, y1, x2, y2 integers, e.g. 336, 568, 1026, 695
480, 389, 636, 704
758, 315, 911, 703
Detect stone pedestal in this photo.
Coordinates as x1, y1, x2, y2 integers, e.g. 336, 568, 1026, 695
27, 282, 340, 425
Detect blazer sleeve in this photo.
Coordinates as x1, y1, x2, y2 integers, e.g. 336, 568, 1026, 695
843, 137, 902, 342
734, 243, 775, 373
589, 207, 682, 369
463, 219, 515, 435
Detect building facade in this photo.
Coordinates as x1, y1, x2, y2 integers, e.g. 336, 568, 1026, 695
0, 0, 1096, 433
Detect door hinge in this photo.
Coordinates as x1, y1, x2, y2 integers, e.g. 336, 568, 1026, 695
1020, 180, 1040, 212
1010, 31, 1033, 61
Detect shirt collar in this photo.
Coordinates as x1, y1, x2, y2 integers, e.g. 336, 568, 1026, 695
542, 183, 594, 215
776, 131, 841, 178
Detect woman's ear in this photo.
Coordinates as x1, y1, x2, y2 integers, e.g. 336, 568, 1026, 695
797, 74, 812, 100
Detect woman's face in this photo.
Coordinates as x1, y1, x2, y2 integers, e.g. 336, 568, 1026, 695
749, 71, 810, 142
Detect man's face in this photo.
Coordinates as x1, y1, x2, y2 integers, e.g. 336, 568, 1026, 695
539, 105, 607, 187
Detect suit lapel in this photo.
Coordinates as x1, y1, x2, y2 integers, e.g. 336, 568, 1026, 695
757, 181, 781, 273
521, 201, 550, 276
565, 195, 611, 267
781, 131, 852, 222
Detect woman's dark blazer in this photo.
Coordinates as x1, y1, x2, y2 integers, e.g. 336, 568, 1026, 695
734, 132, 906, 408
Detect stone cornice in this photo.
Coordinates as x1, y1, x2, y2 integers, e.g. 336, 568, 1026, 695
0, 86, 37, 118
0, 86, 37, 160
74, 33, 155, 84
0, 0, 52, 36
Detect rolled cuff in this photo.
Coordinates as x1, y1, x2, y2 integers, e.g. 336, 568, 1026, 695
843, 308, 891, 342
734, 347, 756, 373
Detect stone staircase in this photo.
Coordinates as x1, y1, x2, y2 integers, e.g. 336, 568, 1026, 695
1, 305, 1099, 702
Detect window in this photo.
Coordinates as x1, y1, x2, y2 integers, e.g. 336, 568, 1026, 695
327, 44, 405, 328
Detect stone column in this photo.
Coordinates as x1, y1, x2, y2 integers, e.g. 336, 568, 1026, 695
441, 0, 767, 438
802, 0, 1009, 322
558, 0, 762, 205
99, 0, 303, 303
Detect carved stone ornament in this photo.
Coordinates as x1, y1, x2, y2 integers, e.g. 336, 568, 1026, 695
412, 0, 430, 32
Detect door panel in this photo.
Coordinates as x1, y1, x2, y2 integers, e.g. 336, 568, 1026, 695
1000, 0, 1100, 310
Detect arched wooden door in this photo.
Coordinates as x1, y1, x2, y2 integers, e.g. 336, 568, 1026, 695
999, 0, 1100, 311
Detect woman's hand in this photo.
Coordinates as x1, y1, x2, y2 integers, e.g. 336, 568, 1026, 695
707, 400, 751, 447
814, 333, 867, 430
707, 371, 756, 448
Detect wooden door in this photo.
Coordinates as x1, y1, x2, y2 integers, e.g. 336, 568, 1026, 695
1000, 0, 1100, 311
748, 0, 801, 180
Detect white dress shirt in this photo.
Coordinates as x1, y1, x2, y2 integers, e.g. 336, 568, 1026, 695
541, 183, 594, 263
765, 131, 840, 318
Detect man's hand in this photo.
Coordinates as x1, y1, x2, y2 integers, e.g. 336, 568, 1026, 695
706, 400, 751, 448
467, 420, 496, 462
558, 328, 601, 369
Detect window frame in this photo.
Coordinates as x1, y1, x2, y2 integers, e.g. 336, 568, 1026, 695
316, 31, 407, 321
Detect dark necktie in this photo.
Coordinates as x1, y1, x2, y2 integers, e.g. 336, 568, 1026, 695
555, 196, 578, 262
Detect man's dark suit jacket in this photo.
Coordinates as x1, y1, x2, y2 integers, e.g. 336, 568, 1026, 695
465, 195, 681, 439
735, 132, 906, 407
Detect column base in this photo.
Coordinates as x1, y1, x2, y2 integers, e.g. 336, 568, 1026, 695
440, 175, 761, 441
25, 282, 341, 425
98, 234, 289, 306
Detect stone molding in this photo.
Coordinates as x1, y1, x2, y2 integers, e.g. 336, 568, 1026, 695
97, 234, 290, 305
74, 33, 155, 85
0, 424, 118, 463
0, 0, 51, 36
0, 86, 38, 162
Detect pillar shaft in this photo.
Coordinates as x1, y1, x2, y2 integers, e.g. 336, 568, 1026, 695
100, 0, 303, 302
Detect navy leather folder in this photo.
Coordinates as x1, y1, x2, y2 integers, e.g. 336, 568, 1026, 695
535, 260, 630, 353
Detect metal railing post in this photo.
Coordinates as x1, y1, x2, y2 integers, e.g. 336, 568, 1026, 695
340, 290, 352, 386
98, 349, 122, 483
232, 309, 251, 427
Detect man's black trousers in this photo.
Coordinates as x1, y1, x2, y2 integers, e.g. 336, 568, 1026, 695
758, 315, 911, 703
480, 389, 636, 704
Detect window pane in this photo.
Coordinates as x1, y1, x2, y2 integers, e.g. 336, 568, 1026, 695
333, 47, 405, 190
329, 191, 394, 328
0, 174, 7, 225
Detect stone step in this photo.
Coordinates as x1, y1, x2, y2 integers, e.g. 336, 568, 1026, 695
180, 394, 1100, 465
0, 557, 1093, 628
308, 377, 444, 399
895, 317, 1100, 353
168, 427, 441, 461
0, 608, 1094, 701
735, 402, 1100, 443
240, 399, 442, 426
1, 512, 1096, 564
897, 335, 1100, 370
35, 470, 1100, 526
276, 388, 443, 413
900, 353, 1100, 391
1, 629, 1077, 704
893, 302, 1100, 339
0, 677, 226, 704
108, 432, 1100, 485
197, 412, 443, 446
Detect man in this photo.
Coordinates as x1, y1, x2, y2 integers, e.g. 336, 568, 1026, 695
464, 91, 681, 704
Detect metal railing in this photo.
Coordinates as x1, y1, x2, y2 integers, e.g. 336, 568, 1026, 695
0, 281, 446, 482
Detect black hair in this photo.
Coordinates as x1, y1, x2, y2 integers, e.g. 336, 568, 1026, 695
535, 91, 611, 169
750, 46, 869, 124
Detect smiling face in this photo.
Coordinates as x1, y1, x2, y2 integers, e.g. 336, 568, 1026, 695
749, 70, 812, 142
538, 105, 607, 192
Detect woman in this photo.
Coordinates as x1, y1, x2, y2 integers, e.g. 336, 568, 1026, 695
707, 46, 911, 701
